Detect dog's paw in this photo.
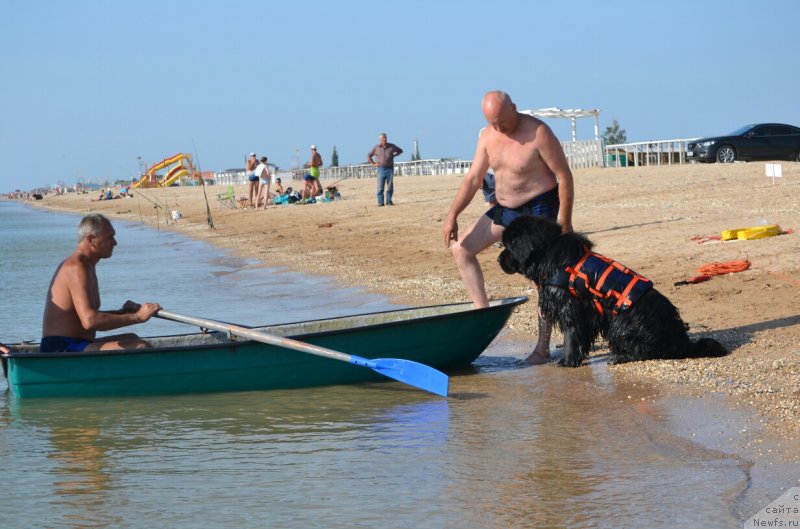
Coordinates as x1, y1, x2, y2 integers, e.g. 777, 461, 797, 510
557, 356, 584, 368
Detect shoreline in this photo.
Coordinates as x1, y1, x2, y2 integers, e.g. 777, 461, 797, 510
23, 163, 800, 449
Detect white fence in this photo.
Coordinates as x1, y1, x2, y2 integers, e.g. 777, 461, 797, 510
279, 159, 473, 183
563, 139, 603, 169
604, 138, 699, 167
211, 139, 606, 186
290, 140, 601, 183
320, 159, 473, 180
212, 170, 247, 186
211, 164, 278, 186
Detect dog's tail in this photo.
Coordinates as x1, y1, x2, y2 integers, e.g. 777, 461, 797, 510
687, 338, 729, 359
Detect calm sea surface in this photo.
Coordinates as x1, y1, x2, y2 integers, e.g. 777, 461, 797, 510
0, 200, 766, 527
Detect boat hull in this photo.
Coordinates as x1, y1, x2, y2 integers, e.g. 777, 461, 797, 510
4, 297, 526, 397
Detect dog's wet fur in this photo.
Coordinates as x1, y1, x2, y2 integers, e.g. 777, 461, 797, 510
498, 216, 729, 366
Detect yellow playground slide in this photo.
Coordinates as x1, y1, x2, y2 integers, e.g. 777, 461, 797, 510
132, 153, 195, 189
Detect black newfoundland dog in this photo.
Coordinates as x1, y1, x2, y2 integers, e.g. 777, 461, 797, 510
498, 215, 728, 366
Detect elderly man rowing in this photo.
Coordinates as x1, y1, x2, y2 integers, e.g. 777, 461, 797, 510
41, 213, 161, 352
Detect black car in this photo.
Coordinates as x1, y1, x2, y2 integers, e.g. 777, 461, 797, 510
687, 123, 800, 163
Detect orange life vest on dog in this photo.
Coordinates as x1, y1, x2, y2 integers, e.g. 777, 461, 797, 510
547, 249, 653, 316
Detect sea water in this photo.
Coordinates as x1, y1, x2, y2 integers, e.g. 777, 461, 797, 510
0, 200, 395, 343
0, 200, 773, 528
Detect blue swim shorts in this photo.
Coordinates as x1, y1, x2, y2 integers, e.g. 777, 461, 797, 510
485, 187, 559, 227
40, 336, 93, 353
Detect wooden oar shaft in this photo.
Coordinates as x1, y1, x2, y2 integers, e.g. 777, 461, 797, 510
157, 310, 352, 363
157, 309, 449, 397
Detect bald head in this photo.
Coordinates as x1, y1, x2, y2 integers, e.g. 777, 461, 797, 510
482, 90, 518, 134
482, 90, 510, 112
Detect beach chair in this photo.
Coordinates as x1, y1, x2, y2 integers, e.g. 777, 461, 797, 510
216, 186, 236, 209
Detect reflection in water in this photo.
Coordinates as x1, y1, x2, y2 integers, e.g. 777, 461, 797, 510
49, 426, 116, 528
1, 358, 754, 528
3, 389, 456, 528
438, 362, 748, 528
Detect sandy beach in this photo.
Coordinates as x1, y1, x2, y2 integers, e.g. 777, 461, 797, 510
30, 162, 800, 443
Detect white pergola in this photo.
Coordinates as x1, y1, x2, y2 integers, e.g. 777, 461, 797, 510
520, 107, 600, 142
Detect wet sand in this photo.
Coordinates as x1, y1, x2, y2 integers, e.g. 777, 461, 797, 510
29, 162, 800, 450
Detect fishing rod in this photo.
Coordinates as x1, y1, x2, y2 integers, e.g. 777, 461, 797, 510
136, 196, 143, 224
191, 138, 215, 230
134, 193, 159, 230
162, 182, 170, 222
131, 183, 165, 231
135, 187, 165, 210
115, 161, 166, 226
116, 161, 168, 211
134, 184, 168, 210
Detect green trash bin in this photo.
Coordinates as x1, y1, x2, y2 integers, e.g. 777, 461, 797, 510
605, 153, 628, 167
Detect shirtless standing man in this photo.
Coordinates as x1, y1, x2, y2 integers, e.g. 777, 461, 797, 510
443, 90, 574, 364
308, 145, 324, 197
40, 213, 162, 353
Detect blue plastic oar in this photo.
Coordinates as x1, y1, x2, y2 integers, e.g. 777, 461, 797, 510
157, 310, 448, 397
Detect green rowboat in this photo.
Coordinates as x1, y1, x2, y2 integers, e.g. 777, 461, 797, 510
2, 297, 527, 398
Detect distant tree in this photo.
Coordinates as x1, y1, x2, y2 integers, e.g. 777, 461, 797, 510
602, 120, 627, 145
331, 145, 339, 167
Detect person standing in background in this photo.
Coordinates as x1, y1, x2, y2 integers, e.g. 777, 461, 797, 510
308, 145, 324, 197
254, 156, 271, 209
367, 133, 403, 206
246, 153, 259, 207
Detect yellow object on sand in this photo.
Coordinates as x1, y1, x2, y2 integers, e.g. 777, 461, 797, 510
721, 225, 782, 241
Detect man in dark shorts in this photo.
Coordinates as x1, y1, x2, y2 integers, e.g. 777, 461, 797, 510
486, 187, 560, 227
40, 213, 162, 353
443, 91, 574, 364
39, 336, 95, 353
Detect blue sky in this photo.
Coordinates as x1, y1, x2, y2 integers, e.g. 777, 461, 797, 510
2, 0, 799, 192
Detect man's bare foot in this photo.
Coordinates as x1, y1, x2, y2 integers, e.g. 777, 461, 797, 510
524, 348, 551, 365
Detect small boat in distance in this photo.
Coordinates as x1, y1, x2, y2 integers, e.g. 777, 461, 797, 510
3, 297, 527, 398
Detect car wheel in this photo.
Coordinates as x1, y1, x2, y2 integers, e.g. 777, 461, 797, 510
716, 145, 736, 163
796, 150, 800, 162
